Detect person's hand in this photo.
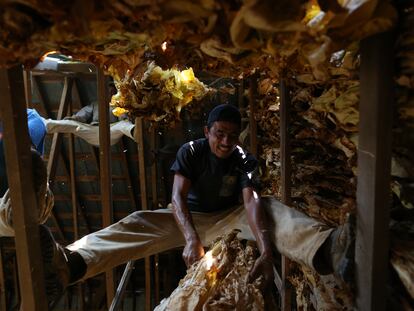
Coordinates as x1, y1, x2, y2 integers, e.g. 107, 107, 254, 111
249, 253, 274, 289
182, 239, 205, 267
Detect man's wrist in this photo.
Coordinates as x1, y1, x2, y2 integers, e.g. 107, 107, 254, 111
260, 250, 274, 263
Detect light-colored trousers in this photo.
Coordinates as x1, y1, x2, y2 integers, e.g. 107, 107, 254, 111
0, 187, 54, 237
68, 197, 333, 280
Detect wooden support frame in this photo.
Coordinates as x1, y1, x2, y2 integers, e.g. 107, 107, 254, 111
134, 117, 152, 311
355, 31, 394, 311
68, 101, 85, 311
108, 260, 135, 311
248, 74, 258, 156
0, 243, 6, 311
23, 69, 32, 109
150, 127, 160, 305
97, 68, 116, 307
279, 79, 292, 311
31, 74, 66, 241
0, 66, 48, 310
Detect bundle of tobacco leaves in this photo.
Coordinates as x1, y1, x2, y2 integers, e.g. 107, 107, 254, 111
252, 47, 359, 308
255, 75, 282, 197
0, 1, 397, 82
154, 229, 264, 311
109, 61, 213, 124
282, 46, 360, 227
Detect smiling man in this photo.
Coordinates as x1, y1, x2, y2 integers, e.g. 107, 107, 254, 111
170, 104, 274, 280
40, 104, 353, 308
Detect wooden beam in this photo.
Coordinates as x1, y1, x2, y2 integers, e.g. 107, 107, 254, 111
47, 76, 73, 179
108, 260, 135, 311
33, 75, 69, 242
0, 66, 48, 310
119, 139, 137, 212
248, 74, 258, 156
58, 151, 92, 233
23, 69, 32, 108
150, 127, 160, 305
134, 117, 152, 311
31, 76, 48, 116
0, 243, 7, 311
355, 31, 394, 311
53, 194, 130, 202
97, 68, 115, 307
68, 101, 85, 311
53, 175, 127, 182
72, 79, 100, 171
279, 79, 292, 311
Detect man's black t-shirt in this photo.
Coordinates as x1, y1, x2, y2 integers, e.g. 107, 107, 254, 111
170, 138, 259, 213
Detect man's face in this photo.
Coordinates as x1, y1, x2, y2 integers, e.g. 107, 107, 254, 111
204, 121, 240, 159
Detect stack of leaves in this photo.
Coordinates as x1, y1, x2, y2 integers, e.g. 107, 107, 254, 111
252, 49, 358, 308
154, 229, 264, 311
109, 61, 213, 124
0, 1, 397, 82
389, 1, 414, 306
289, 265, 353, 310
288, 48, 360, 227
255, 75, 282, 197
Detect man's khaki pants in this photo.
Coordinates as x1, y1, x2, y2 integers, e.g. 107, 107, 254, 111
68, 197, 333, 280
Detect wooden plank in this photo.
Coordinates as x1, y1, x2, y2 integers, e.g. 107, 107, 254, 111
97, 68, 115, 307
72, 79, 100, 171
279, 79, 292, 311
134, 117, 152, 311
53, 194, 130, 202
53, 175, 126, 182
23, 69, 32, 108
47, 76, 73, 179
108, 260, 135, 311
0, 243, 7, 311
31, 76, 48, 116
150, 127, 160, 305
0, 66, 48, 310
248, 74, 258, 156
57, 150, 92, 233
68, 100, 85, 311
355, 31, 394, 311
32, 75, 71, 242
119, 139, 137, 212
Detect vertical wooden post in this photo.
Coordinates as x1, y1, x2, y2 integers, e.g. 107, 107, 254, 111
150, 126, 160, 305
356, 31, 394, 311
0, 66, 48, 310
279, 79, 292, 311
0, 244, 6, 311
23, 69, 32, 108
248, 74, 258, 156
68, 100, 85, 310
134, 117, 152, 311
97, 68, 115, 307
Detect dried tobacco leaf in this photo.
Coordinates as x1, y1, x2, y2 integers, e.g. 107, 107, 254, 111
154, 229, 264, 311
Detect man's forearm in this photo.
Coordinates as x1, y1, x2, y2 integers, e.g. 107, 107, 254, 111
245, 197, 273, 257
171, 196, 200, 243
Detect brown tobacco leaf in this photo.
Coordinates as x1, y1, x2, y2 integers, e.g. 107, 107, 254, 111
154, 229, 264, 311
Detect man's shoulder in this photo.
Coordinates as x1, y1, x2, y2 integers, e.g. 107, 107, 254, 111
179, 138, 208, 156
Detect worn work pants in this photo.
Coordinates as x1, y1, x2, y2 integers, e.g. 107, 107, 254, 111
68, 197, 334, 280
0, 187, 54, 237
44, 119, 135, 146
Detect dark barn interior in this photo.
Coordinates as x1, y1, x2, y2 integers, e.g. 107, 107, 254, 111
0, 1, 413, 311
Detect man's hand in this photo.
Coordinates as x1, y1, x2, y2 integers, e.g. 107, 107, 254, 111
249, 253, 274, 289
182, 239, 205, 267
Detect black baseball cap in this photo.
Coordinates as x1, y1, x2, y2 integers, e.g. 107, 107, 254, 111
207, 104, 241, 128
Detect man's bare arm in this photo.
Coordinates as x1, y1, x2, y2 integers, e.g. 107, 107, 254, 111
242, 187, 274, 285
171, 173, 205, 266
